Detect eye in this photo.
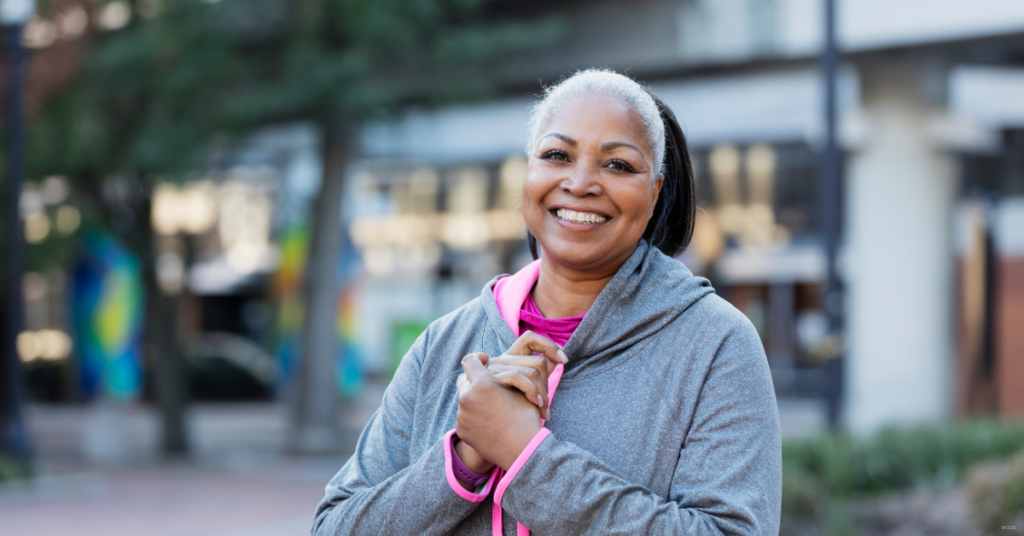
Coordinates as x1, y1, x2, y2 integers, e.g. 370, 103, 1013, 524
540, 149, 569, 162
607, 159, 636, 173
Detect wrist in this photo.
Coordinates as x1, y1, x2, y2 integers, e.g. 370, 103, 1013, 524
494, 422, 544, 471
454, 438, 495, 474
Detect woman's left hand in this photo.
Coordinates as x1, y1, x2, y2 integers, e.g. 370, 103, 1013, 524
482, 331, 567, 420
456, 353, 544, 471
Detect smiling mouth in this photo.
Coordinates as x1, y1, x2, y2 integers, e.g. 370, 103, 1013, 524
552, 208, 609, 224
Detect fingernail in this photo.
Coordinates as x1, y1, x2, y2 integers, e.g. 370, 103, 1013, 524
536, 394, 544, 408
557, 349, 568, 362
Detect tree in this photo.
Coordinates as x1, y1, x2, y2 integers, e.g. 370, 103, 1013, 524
27, 0, 559, 454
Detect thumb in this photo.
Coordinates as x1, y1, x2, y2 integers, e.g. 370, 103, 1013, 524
461, 352, 490, 382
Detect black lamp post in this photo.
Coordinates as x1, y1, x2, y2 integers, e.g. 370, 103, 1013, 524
819, 0, 844, 428
0, 0, 35, 462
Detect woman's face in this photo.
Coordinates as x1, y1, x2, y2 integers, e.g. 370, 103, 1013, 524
523, 92, 663, 272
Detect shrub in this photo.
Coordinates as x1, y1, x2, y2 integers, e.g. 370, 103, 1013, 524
783, 419, 1024, 499
0, 454, 31, 483
782, 419, 1024, 534
968, 449, 1024, 533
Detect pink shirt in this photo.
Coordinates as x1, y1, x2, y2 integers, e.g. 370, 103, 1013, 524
520, 293, 585, 348
519, 292, 586, 348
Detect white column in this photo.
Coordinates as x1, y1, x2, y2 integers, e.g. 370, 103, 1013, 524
844, 63, 957, 433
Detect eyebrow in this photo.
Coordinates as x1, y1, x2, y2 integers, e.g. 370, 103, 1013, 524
539, 133, 647, 162
540, 133, 576, 146
600, 141, 646, 160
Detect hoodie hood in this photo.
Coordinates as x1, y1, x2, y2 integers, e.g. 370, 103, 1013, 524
482, 240, 715, 376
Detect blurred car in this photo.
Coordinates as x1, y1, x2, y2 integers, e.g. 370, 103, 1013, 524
186, 332, 276, 401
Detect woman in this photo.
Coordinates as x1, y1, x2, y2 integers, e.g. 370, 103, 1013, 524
312, 70, 782, 535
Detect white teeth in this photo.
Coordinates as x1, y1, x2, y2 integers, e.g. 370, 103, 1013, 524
555, 208, 607, 224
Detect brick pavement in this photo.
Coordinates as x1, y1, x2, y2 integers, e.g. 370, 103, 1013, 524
0, 460, 335, 536
0, 398, 385, 536
0, 390, 820, 535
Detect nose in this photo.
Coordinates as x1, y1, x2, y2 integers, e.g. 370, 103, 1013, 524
561, 165, 602, 197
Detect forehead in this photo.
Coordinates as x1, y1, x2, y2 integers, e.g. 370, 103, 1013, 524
540, 92, 650, 149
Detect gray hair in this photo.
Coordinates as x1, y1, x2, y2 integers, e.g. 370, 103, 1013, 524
526, 69, 665, 175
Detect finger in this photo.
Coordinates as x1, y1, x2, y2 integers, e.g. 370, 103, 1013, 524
508, 331, 568, 364
460, 353, 491, 382
494, 370, 549, 420
488, 364, 548, 400
494, 369, 549, 420
487, 354, 554, 379
456, 373, 468, 394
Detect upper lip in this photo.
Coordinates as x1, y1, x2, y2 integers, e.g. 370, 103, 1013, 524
549, 204, 612, 219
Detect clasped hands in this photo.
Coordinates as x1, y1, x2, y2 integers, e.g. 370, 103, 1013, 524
454, 331, 567, 484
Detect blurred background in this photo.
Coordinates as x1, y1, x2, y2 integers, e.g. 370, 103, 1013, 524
0, 0, 1023, 534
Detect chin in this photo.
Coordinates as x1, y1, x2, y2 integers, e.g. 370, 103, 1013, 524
539, 237, 624, 268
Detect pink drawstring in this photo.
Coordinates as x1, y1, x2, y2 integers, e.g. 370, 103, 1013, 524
491, 363, 563, 535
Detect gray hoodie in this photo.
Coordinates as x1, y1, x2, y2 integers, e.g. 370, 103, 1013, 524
312, 240, 782, 535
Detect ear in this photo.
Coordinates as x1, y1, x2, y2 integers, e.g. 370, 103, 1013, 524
652, 173, 664, 208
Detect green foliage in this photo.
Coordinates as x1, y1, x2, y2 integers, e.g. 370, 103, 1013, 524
969, 449, 1024, 533
783, 419, 1024, 499
0, 454, 32, 483
21, 0, 561, 276
30, 0, 561, 180
781, 420, 1024, 534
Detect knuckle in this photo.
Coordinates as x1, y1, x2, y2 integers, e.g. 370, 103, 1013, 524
475, 379, 496, 395
458, 386, 478, 405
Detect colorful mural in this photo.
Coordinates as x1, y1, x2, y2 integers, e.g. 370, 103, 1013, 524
273, 224, 364, 398
71, 231, 145, 402
274, 224, 309, 386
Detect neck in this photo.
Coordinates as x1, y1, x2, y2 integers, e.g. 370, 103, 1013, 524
531, 245, 636, 318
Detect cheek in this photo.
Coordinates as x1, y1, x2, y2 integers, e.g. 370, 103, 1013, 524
521, 167, 552, 212
615, 183, 656, 220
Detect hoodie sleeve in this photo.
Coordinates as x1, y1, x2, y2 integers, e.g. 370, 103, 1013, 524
311, 330, 495, 535
498, 320, 783, 536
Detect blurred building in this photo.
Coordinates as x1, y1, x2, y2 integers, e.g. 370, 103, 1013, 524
340, 0, 1024, 432
151, 125, 325, 400
19, 0, 1023, 434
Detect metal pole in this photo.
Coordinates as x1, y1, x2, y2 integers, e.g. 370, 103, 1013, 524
820, 0, 844, 428
1, 22, 32, 461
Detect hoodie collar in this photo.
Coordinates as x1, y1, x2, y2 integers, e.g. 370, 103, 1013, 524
482, 240, 714, 373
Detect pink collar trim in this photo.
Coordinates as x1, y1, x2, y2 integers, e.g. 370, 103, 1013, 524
492, 259, 542, 337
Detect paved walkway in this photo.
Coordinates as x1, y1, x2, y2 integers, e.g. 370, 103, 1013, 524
0, 460, 333, 536
0, 398, 384, 536
0, 394, 822, 535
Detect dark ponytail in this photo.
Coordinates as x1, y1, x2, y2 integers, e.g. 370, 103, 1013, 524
525, 91, 695, 261
642, 91, 696, 258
